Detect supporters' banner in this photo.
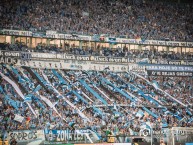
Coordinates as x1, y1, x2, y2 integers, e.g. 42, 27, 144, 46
0, 50, 137, 64
46, 30, 57, 35
92, 56, 128, 63
8, 130, 45, 145
116, 37, 193, 47
148, 70, 193, 77
14, 114, 24, 123
0, 56, 18, 64
30, 52, 57, 59
150, 59, 193, 66
20, 52, 32, 61
146, 64, 193, 72
21, 59, 129, 72
46, 33, 91, 41
45, 129, 89, 142
0, 51, 20, 57
0, 51, 19, 64
1, 50, 193, 66
116, 38, 136, 44
1, 29, 32, 36
128, 64, 146, 72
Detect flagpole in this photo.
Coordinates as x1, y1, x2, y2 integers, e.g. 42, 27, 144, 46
191, 76, 193, 96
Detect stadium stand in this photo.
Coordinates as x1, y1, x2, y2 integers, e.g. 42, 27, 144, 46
0, 0, 193, 144
0, 0, 193, 41
0, 64, 193, 143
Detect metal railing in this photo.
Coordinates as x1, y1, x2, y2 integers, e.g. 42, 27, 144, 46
1, 127, 193, 145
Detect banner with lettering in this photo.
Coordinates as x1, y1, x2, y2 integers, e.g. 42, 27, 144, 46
1, 29, 32, 36
1, 29, 193, 47
44, 129, 89, 142
147, 71, 193, 77
149, 59, 193, 66
116, 38, 193, 47
146, 64, 193, 72
8, 130, 45, 145
1, 50, 193, 66
0, 51, 19, 64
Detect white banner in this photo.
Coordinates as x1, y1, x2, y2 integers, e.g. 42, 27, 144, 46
18, 59, 129, 72
2, 29, 32, 36
8, 130, 45, 144
45, 33, 91, 41
46, 30, 57, 35
116, 37, 193, 47
14, 114, 24, 123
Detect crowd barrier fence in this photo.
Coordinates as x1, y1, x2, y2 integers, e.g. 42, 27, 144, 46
0, 127, 193, 145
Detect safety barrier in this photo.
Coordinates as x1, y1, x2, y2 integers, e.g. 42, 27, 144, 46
0, 128, 193, 145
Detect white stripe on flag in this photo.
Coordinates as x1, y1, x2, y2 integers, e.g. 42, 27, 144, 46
0, 72, 37, 118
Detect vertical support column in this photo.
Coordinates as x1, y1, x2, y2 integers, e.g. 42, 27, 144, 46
138, 45, 142, 51
79, 40, 83, 49
166, 46, 169, 52
60, 39, 62, 48
94, 42, 96, 51
46, 39, 50, 46
11, 36, 15, 44
110, 43, 113, 49
29, 37, 32, 48
35, 37, 37, 46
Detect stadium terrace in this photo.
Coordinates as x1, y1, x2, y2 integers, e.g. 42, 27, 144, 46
0, 0, 193, 145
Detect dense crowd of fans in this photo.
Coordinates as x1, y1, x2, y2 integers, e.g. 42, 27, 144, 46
0, 0, 193, 41
0, 64, 193, 142
0, 0, 193, 143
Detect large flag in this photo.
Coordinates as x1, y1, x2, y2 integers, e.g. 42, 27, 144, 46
0, 72, 37, 118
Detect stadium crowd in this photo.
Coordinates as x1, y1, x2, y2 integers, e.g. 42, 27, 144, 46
0, 64, 193, 142
0, 0, 193, 41
0, 0, 193, 143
